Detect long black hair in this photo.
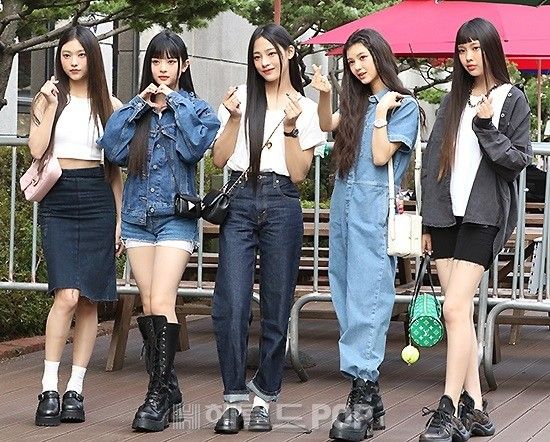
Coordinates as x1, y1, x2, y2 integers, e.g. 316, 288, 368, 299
128, 30, 195, 176
438, 18, 510, 180
245, 23, 304, 178
31, 25, 115, 179
334, 28, 411, 178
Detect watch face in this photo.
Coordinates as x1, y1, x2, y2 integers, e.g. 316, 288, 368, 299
373, 118, 388, 128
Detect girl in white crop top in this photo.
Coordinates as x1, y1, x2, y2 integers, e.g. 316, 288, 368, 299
210, 23, 325, 433
27, 26, 123, 427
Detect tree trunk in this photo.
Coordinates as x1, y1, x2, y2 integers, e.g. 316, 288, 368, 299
0, 0, 22, 113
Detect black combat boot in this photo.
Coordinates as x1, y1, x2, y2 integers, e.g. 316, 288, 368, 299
329, 378, 374, 441
459, 391, 495, 437
419, 395, 470, 442
364, 380, 385, 431
137, 315, 183, 420
132, 315, 180, 432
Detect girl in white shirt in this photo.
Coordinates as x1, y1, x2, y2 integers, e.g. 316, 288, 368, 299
211, 23, 325, 434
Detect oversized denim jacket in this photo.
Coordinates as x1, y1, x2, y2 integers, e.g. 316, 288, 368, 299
98, 90, 220, 225
421, 85, 532, 258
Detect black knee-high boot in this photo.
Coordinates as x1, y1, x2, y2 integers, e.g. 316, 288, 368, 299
132, 315, 181, 432
137, 316, 183, 417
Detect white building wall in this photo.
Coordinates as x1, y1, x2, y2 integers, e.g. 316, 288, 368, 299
141, 11, 255, 110
0, 55, 18, 136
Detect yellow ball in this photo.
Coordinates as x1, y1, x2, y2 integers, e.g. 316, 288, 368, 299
401, 345, 420, 365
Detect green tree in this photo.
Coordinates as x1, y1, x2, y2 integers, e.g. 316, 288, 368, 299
233, 0, 395, 48
0, 0, 234, 112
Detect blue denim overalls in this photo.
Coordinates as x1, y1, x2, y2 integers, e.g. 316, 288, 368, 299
329, 90, 419, 382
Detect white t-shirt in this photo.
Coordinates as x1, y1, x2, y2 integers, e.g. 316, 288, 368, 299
450, 83, 513, 216
216, 85, 326, 175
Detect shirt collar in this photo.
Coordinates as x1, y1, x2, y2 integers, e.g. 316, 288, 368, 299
368, 87, 389, 104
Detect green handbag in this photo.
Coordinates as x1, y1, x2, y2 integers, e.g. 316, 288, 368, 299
408, 256, 444, 348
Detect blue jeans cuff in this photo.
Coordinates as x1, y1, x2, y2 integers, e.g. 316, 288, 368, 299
223, 393, 249, 403
247, 379, 279, 402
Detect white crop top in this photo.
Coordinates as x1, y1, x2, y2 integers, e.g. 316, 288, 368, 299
53, 96, 104, 161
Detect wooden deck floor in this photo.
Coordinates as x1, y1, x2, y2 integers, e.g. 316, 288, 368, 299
1, 316, 550, 441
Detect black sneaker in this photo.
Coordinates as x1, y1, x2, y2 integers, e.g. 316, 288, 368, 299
329, 378, 374, 441
419, 395, 470, 442
459, 391, 495, 437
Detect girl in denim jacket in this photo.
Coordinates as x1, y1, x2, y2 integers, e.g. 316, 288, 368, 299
312, 28, 419, 441
98, 30, 220, 432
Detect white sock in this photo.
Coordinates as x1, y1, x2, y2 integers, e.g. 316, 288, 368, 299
223, 401, 243, 414
42, 360, 60, 392
252, 395, 269, 411
65, 365, 87, 394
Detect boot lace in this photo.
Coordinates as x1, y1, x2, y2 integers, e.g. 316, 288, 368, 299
347, 385, 368, 407
422, 406, 452, 430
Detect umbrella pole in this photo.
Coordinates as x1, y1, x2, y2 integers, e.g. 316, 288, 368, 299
274, 0, 281, 25
538, 58, 542, 143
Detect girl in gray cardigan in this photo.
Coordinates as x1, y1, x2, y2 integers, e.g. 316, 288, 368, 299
419, 18, 532, 442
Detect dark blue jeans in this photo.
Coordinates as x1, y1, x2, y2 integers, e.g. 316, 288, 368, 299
212, 172, 303, 403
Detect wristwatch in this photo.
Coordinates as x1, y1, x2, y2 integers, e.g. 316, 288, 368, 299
373, 118, 388, 129
284, 128, 299, 138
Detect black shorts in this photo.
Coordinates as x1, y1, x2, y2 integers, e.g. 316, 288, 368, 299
428, 217, 499, 270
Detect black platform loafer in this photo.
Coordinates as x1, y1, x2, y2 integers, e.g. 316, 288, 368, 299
249, 406, 272, 432
214, 408, 244, 434
35, 390, 61, 426
60, 390, 85, 423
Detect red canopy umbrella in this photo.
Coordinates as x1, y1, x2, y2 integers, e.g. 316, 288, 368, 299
444, 0, 549, 5
512, 58, 550, 73
305, 0, 550, 58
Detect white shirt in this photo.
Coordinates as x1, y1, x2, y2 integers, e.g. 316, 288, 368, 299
53, 96, 104, 161
450, 83, 513, 216
216, 85, 326, 175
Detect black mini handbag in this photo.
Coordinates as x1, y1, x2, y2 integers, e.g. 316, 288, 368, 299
174, 193, 202, 219
201, 170, 247, 225
202, 113, 287, 225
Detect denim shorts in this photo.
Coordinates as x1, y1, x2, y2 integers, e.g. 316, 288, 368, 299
122, 215, 197, 253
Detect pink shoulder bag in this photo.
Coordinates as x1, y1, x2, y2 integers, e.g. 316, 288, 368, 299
20, 155, 62, 202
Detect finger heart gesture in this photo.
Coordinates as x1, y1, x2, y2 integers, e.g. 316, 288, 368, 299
222, 86, 241, 118
476, 95, 494, 119
311, 64, 331, 93
283, 93, 302, 127
40, 76, 59, 106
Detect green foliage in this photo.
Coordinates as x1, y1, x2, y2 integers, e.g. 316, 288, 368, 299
523, 75, 550, 139
0, 147, 52, 341
233, 0, 397, 40
417, 87, 446, 105
15, 0, 234, 39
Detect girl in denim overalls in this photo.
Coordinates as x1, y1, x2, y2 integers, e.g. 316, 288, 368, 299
98, 31, 220, 432
312, 29, 419, 441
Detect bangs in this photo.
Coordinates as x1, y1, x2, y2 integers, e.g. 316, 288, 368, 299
455, 21, 481, 46
149, 35, 181, 60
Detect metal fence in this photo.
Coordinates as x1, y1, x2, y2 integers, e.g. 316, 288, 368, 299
2, 137, 550, 388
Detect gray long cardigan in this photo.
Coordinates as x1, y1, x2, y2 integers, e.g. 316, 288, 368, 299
421, 85, 532, 259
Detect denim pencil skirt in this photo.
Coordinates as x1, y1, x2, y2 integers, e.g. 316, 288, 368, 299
38, 167, 117, 302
